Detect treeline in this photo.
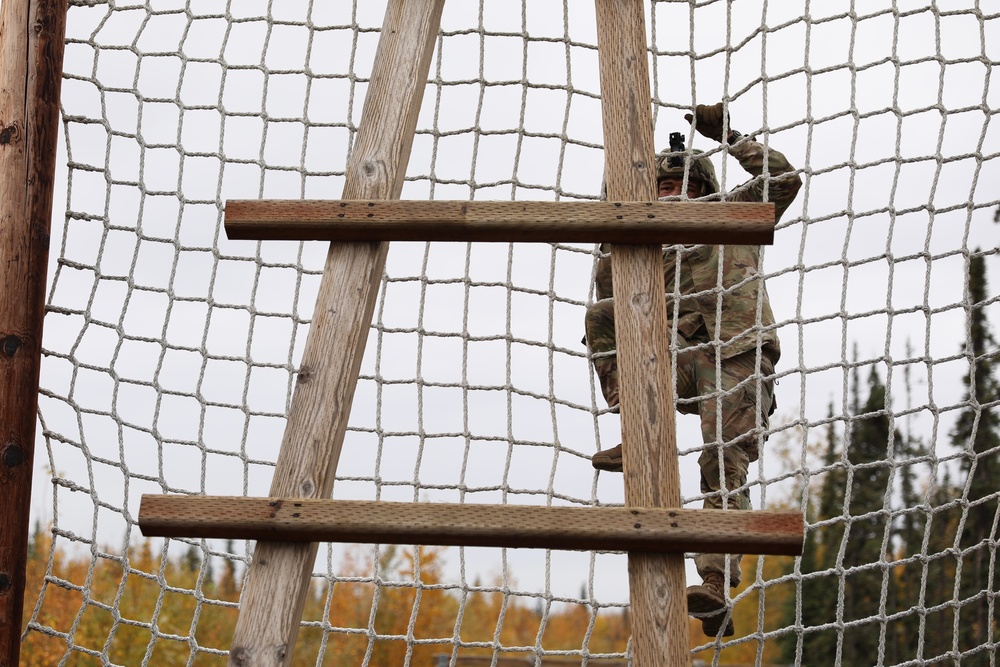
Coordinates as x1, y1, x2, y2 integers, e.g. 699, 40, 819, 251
20, 524, 795, 666
19, 533, 637, 666
777, 253, 1000, 665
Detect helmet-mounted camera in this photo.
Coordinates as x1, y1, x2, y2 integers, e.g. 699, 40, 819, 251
667, 132, 685, 168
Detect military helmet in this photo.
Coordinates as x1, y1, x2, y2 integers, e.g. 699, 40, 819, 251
655, 143, 719, 196
602, 142, 720, 199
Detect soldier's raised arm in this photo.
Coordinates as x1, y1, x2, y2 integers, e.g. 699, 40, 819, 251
686, 102, 802, 221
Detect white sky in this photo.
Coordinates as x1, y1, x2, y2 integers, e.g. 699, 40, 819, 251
25, 0, 1000, 614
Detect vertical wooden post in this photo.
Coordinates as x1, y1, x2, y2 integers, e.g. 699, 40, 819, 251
0, 1, 67, 665
226, 1, 445, 665
593, 1, 691, 665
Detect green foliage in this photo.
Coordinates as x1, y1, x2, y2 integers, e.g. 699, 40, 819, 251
780, 360, 964, 665
947, 252, 1000, 665
783, 252, 1000, 666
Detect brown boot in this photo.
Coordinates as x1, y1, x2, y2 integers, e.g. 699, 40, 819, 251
591, 444, 623, 472
686, 572, 734, 637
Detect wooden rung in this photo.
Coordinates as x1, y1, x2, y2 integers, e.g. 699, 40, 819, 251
224, 199, 775, 244
138, 495, 803, 556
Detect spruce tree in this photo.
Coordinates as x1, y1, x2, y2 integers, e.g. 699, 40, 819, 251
888, 428, 932, 665
921, 468, 962, 664
950, 252, 1000, 662
787, 406, 845, 664
785, 367, 904, 665
838, 367, 902, 666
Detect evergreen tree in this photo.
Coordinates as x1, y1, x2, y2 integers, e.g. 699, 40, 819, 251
784, 367, 904, 665
888, 428, 932, 665
783, 405, 844, 664
950, 252, 1000, 662
839, 367, 902, 665
920, 469, 963, 664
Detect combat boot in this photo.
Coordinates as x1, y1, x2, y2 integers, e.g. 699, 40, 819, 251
591, 444, 623, 472
686, 572, 734, 637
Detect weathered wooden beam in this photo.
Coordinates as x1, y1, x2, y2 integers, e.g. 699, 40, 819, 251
138, 496, 804, 556
224, 200, 775, 244
223, 1, 445, 665
434, 658, 628, 667
594, 1, 689, 665
0, 0, 67, 663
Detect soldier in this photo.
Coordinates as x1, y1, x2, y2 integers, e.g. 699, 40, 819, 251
584, 103, 802, 637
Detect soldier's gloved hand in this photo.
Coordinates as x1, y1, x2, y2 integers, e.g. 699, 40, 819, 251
684, 102, 729, 143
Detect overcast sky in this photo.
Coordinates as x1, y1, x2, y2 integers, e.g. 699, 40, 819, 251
26, 0, 1000, 615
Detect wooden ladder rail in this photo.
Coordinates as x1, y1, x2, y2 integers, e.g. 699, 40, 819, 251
593, 1, 689, 664
140, 496, 803, 555
224, 1, 445, 665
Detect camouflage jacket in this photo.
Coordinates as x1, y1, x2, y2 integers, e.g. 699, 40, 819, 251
595, 139, 802, 361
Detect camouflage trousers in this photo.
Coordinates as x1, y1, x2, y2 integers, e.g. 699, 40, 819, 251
584, 298, 777, 586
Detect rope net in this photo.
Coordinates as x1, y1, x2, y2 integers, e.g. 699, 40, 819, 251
22, 0, 999, 665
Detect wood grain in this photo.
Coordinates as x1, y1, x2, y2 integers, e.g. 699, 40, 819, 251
0, 1, 67, 664
440, 658, 627, 666
224, 2, 444, 665
434, 657, 628, 666
594, 1, 691, 664
138, 496, 805, 556
224, 200, 775, 244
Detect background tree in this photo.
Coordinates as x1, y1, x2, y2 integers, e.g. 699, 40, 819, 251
20, 536, 632, 666
949, 251, 1000, 664
783, 366, 905, 665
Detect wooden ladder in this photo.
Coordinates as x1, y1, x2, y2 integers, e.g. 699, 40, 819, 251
137, 1, 803, 665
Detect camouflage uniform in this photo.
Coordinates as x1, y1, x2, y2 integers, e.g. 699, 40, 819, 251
585, 138, 801, 585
